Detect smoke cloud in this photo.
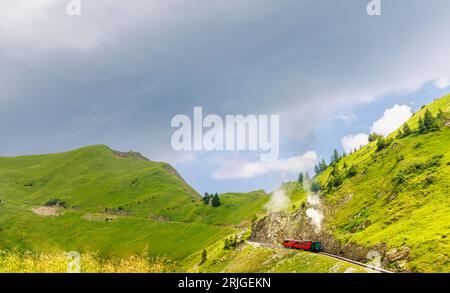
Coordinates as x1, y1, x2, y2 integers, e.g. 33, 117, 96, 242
305, 193, 324, 232
264, 187, 290, 212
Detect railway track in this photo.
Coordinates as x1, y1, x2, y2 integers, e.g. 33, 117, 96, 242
248, 241, 393, 273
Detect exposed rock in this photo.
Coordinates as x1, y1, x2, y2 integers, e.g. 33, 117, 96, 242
387, 246, 410, 262
111, 149, 150, 161
251, 208, 388, 264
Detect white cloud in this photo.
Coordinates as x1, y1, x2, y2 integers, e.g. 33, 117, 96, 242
212, 151, 317, 180
371, 104, 413, 137
435, 76, 450, 89
341, 133, 369, 153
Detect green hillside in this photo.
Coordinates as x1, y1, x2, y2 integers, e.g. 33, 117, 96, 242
199, 243, 369, 273
0, 145, 267, 260
311, 94, 450, 272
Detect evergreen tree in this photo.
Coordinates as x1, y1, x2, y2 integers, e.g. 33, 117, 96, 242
200, 249, 207, 264
346, 164, 357, 178
319, 159, 327, 171
298, 172, 304, 184
202, 193, 210, 205
211, 194, 221, 207
224, 238, 229, 249
314, 165, 321, 175
310, 181, 321, 193
423, 109, 437, 132
376, 137, 385, 151
368, 132, 382, 142
333, 149, 340, 163
418, 117, 425, 133
402, 123, 412, 136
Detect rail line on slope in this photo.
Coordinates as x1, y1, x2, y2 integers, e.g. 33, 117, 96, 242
247, 241, 393, 273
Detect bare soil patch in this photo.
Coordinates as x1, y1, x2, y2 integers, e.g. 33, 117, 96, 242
32, 206, 60, 217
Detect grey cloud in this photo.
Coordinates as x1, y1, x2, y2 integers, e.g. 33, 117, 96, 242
0, 0, 450, 159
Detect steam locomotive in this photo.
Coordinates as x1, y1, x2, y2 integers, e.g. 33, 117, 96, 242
282, 239, 321, 252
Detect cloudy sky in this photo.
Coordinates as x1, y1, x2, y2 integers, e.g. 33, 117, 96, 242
1, 0, 450, 194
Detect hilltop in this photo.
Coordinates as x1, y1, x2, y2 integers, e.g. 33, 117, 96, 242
0, 145, 267, 260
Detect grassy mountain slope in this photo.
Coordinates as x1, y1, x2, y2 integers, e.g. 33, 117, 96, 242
0, 145, 267, 260
312, 94, 450, 272
198, 243, 368, 273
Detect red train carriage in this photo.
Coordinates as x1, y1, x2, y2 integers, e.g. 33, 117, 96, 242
282, 239, 321, 252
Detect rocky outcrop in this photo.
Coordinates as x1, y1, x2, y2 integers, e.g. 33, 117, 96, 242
250, 208, 388, 265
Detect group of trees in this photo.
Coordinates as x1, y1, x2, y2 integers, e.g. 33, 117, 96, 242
418, 109, 440, 134
375, 108, 442, 151
299, 107, 445, 193
203, 192, 221, 207
224, 235, 239, 250
314, 149, 347, 176
297, 172, 310, 184
44, 198, 67, 208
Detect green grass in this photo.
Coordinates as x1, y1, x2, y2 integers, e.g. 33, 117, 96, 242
199, 244, 368, 273
310, 93, 450, 272
0, 145, 266, 262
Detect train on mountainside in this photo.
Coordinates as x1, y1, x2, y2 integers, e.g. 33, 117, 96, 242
282, 239, 321, 252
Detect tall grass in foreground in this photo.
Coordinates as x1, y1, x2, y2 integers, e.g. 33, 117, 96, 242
0, 250, 179, 273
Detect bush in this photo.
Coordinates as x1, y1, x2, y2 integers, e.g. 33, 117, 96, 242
376, 137, 392, 151
368, 133, 383, 142
310, 182, 321, 193
224, 235, 238, 250
200, 249, 207, 265
44, 199, 67, 208
346, 165, 357, 178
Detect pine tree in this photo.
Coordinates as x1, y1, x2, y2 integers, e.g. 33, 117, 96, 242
202, 193, 210, 205
319, 159, 327, 171
423, 109, 432, 128
418, 117, 425, 133
423, 109, 437, 132
333, 149, 340, 163
314, 165, 321, 175
310, 182, 321, 193
376, 137, 386, 151
200, 249, 207, 264
224, 238, 229, 249
298, 172, 304, 184
211, 194, 221, 207
347, 164, 357, 178
402, 123, 412, 136
368, 132, 382, 142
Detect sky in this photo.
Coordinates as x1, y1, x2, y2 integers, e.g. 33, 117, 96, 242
1, 0, 450, 194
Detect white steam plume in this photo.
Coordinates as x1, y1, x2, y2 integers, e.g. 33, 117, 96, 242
305, 193, 324, 232
264, 187, 290, 212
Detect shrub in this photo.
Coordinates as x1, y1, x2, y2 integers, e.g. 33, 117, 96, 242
200, 249, 207, 265
310, 182, 321, 193
346, 165, 357, 178
368, 133, 383, 142
45, 199, 67, 208
376, 137, 392, 151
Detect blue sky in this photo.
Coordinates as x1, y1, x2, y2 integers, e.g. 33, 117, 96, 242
0, 0, 449, 194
